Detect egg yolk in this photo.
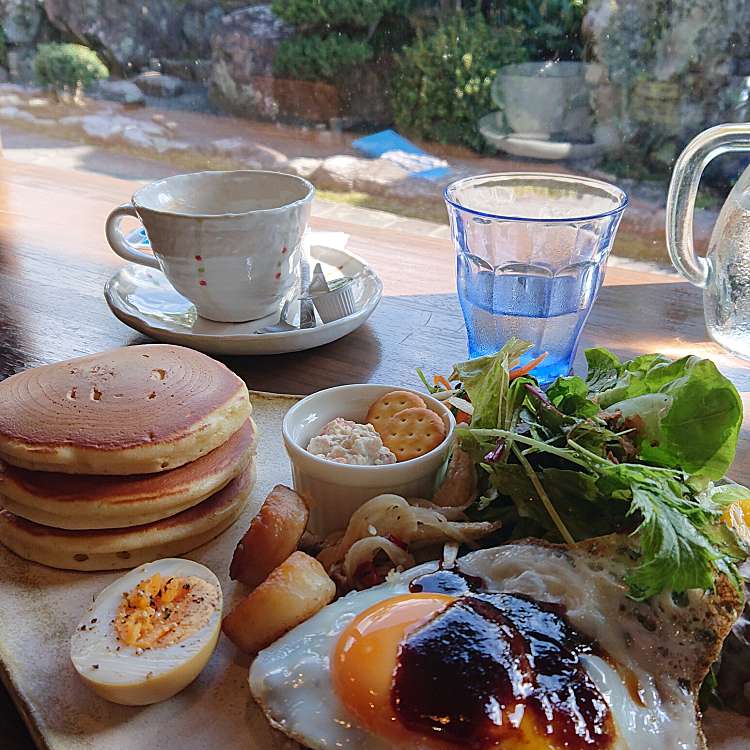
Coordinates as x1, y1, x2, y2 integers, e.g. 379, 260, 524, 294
332, 593, 454, 746
332, 592, 586, 750
722, 499, 750, 544
114, 572, 218, 650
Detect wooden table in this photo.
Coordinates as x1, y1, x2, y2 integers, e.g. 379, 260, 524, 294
0, 158, 748, 748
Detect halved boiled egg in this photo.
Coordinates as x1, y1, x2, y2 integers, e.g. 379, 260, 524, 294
70, 558, 222, 706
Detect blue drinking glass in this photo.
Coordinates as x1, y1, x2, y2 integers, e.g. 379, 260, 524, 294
444, 173, 628, 385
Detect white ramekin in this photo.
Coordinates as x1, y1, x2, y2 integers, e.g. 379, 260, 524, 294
282, 384, 456, 536
309, 278, 356, 323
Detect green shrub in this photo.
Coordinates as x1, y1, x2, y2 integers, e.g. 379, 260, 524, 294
494, 0, 588, 61
272, 0, 397, 31
33, 43, 108, 92
0, 28, 6, 69
391, 13, 527, 151
271, 0, 408, 87
274, 34, 372, 83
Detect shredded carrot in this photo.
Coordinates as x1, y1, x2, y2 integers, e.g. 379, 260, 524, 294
433, 374, 453, 391
509, 352, 548, 380
456, 410, 471, 424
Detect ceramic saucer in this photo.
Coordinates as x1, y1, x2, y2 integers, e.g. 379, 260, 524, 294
104, 236, 383, 355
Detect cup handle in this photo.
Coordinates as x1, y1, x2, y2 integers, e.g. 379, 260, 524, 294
105, 203, 160, 269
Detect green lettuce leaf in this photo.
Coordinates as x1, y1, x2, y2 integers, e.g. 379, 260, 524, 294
583, 347, 622, 393
450, 338, 531, 430
585, 349, 671, 407
585, 349, 743, 480
546, 375, 599, 418
593, 462, 736, 599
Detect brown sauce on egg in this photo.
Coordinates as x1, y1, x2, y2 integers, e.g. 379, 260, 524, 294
409, 567, 484, 595
394, 570, 615, 749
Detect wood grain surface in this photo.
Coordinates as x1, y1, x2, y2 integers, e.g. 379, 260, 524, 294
0, 157, 749, 748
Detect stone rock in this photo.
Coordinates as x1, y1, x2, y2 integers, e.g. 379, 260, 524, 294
58, 114, 83, 126
585, 0, 750, 145
314, 155, 371, 192
209, 5, 293, 119
134, 72, 184, 98
239, 158, 264, 170
250, 142, 288, 169
210, 137, 247, 156
79, 113, 125, 139
70, 110, 189, 153
0, 92, 21, 106
42, 0, 223, 74
159, 58, 211, 83
353, 159, 412, 197
93, 79, 145, 105
584, 62, 607, 86
0, 105, 38, 123
76, 112, 162, 140
182, 1, 224, 58
5, 48, 36, 84
1, 0, 42, 44
287, 157, 323, 180
206, 136, 287, 169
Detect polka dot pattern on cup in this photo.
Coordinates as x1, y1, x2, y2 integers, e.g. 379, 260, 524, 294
194, 255, 207, 287
275, 245, 288, 282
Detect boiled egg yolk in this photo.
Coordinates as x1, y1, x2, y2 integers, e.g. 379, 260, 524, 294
722, 498, 750, 545
332, 593, 454, 746
115, 572, 216, 649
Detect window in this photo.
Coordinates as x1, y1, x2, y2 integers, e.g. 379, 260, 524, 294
1, 0, 748, 261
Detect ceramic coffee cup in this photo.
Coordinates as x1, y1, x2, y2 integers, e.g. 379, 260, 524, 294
105, 170, 315, 322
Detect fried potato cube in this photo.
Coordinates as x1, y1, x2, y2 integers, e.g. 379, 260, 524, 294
229, 484, 309, 588
222, 551, 336, 654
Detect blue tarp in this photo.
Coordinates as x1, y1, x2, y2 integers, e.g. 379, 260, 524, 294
352, 129, 450, 181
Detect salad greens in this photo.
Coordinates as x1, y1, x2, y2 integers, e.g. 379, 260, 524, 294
438, 339, 748, 600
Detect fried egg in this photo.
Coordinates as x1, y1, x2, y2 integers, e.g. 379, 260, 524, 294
250, 537, 733, 749
71, 558, 221, 706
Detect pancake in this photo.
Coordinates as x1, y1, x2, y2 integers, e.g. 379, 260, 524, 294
0, 419, 257, 529
0, 463, 255, 571
0, 344, 250, 475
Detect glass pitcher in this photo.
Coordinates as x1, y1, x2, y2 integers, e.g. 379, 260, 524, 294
667, 124, 750, 359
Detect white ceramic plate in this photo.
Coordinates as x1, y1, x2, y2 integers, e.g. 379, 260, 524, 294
104, 242, 383, 355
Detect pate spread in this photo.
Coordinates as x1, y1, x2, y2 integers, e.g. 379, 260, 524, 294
307, 418, 397, 466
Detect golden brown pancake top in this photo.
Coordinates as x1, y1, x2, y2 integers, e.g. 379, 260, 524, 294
0, 345, 247, 450
0, 462, 253, 538
0, 420, 255, 504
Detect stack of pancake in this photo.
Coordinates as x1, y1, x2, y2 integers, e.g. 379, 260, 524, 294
0, 344, 256, 571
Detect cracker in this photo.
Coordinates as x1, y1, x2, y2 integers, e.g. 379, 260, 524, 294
366, 390, 426, 431
381, 407, 446, 462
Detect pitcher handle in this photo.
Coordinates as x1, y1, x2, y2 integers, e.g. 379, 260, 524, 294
666, 123, 750, 288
